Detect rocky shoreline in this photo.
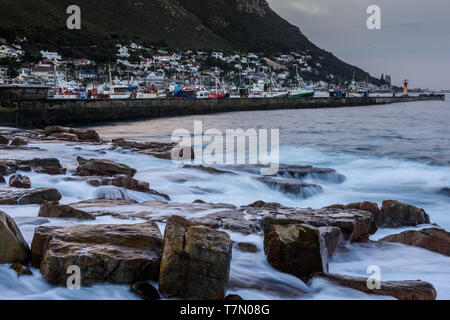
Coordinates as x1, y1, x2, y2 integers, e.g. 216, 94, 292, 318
0, 126, 449, 300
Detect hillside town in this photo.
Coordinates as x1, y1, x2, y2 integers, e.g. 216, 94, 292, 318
1, 37, 403, 99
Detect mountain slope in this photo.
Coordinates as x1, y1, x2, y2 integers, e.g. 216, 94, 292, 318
0, 0, 379, 83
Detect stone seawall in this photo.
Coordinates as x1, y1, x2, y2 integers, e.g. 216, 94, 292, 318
0, 86, 445, 127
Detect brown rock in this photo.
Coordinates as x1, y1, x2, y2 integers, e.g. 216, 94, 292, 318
314, 273, 437, 300
236, 242, 259, 253
346, 202, 382, 228
193, 210, 261, 234
257, 203, 377, 242
264, 223, 328, 281
112, 138, 194, 161
381, 200, 430, 228
10, 138, 28, 146
10, 262, 33, 276
0, 210, 31, 264
75, 157, 137, 177
130, 282, 161, 300
0, 135, 8, 145
38, 201, 95, 220
45, 126, 100, 142
0, 158, 66, 175
0, 188, 62, 205
159, 216, 232, 300
0, 175, 5, 183
9, 174, 31, 189
380, 228, 450, 256
50, 132, 78, 142
32, 222, 162, 286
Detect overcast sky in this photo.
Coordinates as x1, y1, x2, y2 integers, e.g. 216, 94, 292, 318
267, 0, 450, 90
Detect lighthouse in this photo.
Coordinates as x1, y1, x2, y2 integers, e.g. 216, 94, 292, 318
403, 79, 409, 97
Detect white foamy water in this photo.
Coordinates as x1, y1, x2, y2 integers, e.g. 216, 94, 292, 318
1, 100, 449, 300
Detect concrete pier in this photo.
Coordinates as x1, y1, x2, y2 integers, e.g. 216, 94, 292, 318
0, 85, 445, 128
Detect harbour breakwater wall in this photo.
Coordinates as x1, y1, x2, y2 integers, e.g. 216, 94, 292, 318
0, 86, 445, 127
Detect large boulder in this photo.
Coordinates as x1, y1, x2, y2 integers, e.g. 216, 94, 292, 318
314, 273, 437, 300
9, 174, 31, 189
0, 188, 62, 205
45, 126, 100, 142
75, 157, 137, 177
0, 210, 31, 264
343, 202, 383, 228
38, 201, 95, 220
264, 223, 329, 281
381, 200, 430, 228
255, 202, 377, 242
32, 222, 162, 286
159, 216, 232, 300
380, 228, 450, 256
0, 158, 66, 175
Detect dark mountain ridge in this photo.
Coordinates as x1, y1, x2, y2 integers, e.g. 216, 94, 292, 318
0, 0, 380, 83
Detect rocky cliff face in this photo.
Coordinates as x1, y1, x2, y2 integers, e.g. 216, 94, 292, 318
235, 0, 269, 16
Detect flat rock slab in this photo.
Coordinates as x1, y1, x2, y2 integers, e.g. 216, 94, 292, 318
0, 158, 66, 176
380, 228, 450, 257
314, 273, 437, 300
112, 139, 194, 161
0, 188, 62, 205
67, 199, 237, 222
38, 201, 95, 220
32, 222, 162, 286
75, 156, 137, 177
250, 202, 377, 242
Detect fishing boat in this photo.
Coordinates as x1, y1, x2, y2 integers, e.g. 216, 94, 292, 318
290, 67, 314, 98
208, 68, 228, 98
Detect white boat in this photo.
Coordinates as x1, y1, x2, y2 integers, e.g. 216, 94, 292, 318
289, 67, 314, 98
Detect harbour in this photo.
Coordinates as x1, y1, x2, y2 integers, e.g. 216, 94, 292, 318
0, 85, 444, 127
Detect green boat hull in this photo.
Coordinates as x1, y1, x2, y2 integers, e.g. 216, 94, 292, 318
290, 91, 315, 98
